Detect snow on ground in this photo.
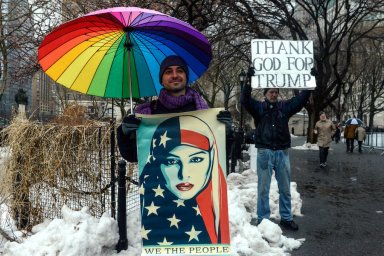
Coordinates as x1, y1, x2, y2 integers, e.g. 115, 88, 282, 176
292, 142, 319, 150
0, 146, 305, 255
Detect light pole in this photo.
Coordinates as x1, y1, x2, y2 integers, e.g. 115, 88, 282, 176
302, 109, 306, 136
0, 102, 4, 118
230, 69, 247, 174
238, 69, 246, 130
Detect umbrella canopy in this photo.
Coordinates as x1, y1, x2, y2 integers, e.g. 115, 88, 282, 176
345, 118, 363, 125
38, 7, 212, 100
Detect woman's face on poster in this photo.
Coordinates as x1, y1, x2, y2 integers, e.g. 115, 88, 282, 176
160, 144, 211, 200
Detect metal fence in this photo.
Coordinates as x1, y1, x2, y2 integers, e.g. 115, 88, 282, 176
4, 122, 140, 231
363, 132, 384, 155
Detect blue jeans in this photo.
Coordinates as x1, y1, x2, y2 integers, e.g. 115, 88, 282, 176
257, 149, 292, 222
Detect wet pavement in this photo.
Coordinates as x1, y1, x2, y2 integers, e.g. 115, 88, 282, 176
288, 136, 384, 256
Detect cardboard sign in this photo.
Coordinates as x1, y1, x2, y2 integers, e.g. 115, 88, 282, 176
251, 39, 316, 89
136, 109, 231, 256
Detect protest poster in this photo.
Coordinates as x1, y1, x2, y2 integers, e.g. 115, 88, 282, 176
136, 108, 231, 256
251, 39, 316, 89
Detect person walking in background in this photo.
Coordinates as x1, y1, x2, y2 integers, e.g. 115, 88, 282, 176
241, 67, 313, 231
314, 112, 336, 168
333, 124, 341, 143
344, 119, 359, 153
355, 124, 366, 153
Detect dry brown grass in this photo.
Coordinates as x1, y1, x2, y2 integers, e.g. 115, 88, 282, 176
0, 112, 113, 231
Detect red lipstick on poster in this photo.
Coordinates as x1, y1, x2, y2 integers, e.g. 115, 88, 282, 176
176, 183, 194, 191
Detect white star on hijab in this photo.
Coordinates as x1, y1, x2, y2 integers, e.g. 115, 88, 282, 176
141, 226, 151, 240
185, 225, 202, 242
153, 185, 165, 198
157, 237, 173, 245
167, 214, 181, 229
159, 130, 171, 148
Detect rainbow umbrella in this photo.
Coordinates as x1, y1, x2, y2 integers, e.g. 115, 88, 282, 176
38, 7, 212, 112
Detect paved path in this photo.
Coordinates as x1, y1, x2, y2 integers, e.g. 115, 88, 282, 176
287, 136, 384, 256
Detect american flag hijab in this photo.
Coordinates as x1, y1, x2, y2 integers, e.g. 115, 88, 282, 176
139, 115, 230, 246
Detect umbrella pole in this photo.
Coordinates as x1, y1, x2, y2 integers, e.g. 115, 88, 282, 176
128, 49, 133, 115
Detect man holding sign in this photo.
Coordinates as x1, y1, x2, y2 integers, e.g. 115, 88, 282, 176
117, 55, 232, 255
241, 39, 316, 231
117, 55, 232, 162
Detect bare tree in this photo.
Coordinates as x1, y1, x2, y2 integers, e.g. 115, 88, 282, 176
349, 39, 384, 130
0, 0, 59, 101
220, 0, 384, 142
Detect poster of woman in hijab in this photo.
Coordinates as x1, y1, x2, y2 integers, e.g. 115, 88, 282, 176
136, 109, 231, 256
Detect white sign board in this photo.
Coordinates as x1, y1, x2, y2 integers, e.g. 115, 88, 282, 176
251, 39, 316, 89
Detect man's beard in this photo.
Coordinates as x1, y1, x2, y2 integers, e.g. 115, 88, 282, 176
169, 87, 185, 93
168, 83, 186, 93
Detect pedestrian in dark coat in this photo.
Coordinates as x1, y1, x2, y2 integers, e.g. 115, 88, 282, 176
333, 125, 341, 143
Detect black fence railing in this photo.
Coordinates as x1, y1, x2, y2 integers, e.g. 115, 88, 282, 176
2, 122, 140, 235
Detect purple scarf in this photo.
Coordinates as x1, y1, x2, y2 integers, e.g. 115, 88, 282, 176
136, 87, 208, 114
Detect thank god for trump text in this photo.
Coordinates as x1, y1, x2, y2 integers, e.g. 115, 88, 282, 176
251, 39, 316, 89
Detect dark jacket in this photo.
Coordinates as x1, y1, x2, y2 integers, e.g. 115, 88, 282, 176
241, 84, 311, 150
117, 88, 209, 162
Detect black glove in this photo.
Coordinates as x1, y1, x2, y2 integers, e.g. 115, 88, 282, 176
121, 115, 141, 135
217, 110, 234, 144
247, 66, 255, 77
310, 67, 318, 76
217, 110, 233, 124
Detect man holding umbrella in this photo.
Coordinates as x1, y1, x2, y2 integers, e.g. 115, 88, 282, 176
344, 117, 359, 153
117, 55, 232, 162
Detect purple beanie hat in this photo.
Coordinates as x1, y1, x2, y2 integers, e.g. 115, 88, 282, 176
159, 55, 189, 84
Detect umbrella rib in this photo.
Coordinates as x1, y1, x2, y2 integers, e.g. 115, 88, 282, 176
134, 29, 208, 83
124, 32, 130, 99
99, 34, 126, 98
127, 33, 157, 98
40, 27, 123, 74
128, 28, 211, 93
84, 33, 126, 96
53, 30, 123, 92
121, 30, 177, 97
40, 17, 122, 60
141, 28, 208, 67
131, 33, 165, 95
